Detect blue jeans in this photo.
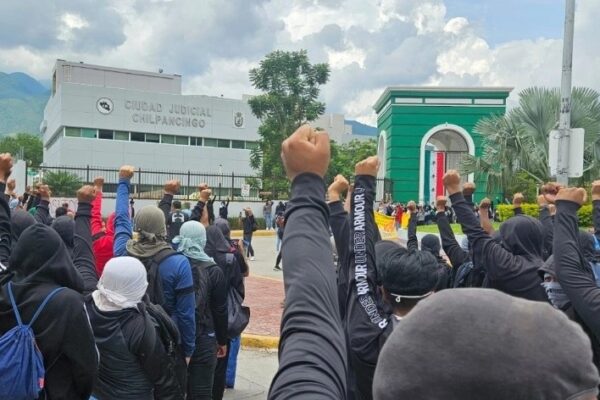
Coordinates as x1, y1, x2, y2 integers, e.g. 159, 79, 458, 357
265, 213, 272, 229
275, 229, 281, 252
226, 336, 241, 388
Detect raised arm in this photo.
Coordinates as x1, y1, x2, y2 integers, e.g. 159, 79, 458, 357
91, 177, 104, 237
73, 185, 99, 295
113, 166, 134, 257
555, 187, 600, 342
34, 185, 53, 225
190, 184, 209, 225
269, 125, 347, 400
478, 198, 495, 235
435, 196, 468, 268
328, 175, 350, 266
406, 201, 418, 251
513, 193, 525, 216
0, 154, 13, 267
159, 180, 179, 225
592, 181, 600, 245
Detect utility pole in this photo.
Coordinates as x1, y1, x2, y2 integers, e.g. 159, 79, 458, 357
556, 0, 576, 185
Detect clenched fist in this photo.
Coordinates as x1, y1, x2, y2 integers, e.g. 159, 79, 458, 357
355, 156, 379, 177
200, 188, 212, 203
436, 196, 447, 213
556, 187, 587, 206
281, 124, 330, 181
443, 170, 461, 196
542, 182, 562, 204
38, 185, 51, 200
479, 198, 491, 209
512, 193, 525, 208
407, 201, 417, 213
328, 175, 349, 203
592, 180, 600, 202
0, 153, 13, 183
462, 182, 476, 197
119, 165, 135, 180
77, 185, 97, 203
6, 178, 16, 193
164, 180, 181, 195
93, 176, 105, 189
198, 183, 209, 192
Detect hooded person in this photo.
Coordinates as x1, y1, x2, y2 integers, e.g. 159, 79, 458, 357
173, 221, 228, 399
93, 213, 116, 277
122, 205, 196, 361
419, 234, 451, 290
87, 256, 185, 400
0, 223, 97, 399
52, 215, 75, 253
373, 289, 600, 400
10, 209, 36, 247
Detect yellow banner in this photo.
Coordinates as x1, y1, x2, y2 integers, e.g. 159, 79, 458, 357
374, 212, 398, 239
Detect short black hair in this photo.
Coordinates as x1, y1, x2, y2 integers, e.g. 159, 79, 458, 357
173, 200, 182, 209
55, 207, 67, 218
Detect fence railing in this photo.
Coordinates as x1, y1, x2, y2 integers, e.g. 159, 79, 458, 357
28, 165, 394, 201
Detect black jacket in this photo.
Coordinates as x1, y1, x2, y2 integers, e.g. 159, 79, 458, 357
269, 173, 347, 399
0, 184, 98, 400
242, 215, 256, 235
205, 226, 245, 300
450, 192, 548, 302
86, 298, 183, 400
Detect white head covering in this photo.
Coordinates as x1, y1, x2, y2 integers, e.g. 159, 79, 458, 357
92, 256, 148, 312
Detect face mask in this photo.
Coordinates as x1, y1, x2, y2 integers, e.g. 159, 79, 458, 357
541, 281, 570, 310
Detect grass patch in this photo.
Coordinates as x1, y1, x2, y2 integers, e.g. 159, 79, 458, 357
416, 222, 501, 235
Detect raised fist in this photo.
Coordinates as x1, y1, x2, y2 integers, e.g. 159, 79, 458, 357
328, 175, 349, 202
355, 156, 379, 177
93, 176, 105, 189
77, 185, 97, 203
479, 198, 491, 209
556, 187, 587, 206
281, 124, 330, 181
164, 179, 181, 195
443, 170, 461, 195
38, 185, 51, 199
407, 200, 417, 213
592, 180, 600, 202
542, 182, 562, 204
435, 196, 447, 212
7, 178, 16, 192
198, 183, 209, 192
462, 182, 476, 196
119, 165, 135, 180
537, 195, 548, 207
0, 153, 13, 182
512, 193, 525, 207
200, 188, 212, 202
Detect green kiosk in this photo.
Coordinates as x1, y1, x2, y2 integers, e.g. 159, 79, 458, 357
374, 86, 512, 204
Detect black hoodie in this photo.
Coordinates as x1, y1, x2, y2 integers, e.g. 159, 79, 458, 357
205, 225, 244, 299
0, 220, 98, 399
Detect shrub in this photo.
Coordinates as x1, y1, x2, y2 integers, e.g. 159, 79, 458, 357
496, 203, 592, 227
226, 217, 266, 230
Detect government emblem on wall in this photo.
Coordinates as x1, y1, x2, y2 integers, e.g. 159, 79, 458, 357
96, 98, 114, 115
234, 111, 244, 128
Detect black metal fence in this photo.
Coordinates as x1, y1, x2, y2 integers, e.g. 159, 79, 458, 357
27, 165, 393, 201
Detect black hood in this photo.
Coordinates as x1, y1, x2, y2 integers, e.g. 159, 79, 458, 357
499, 215, 543, 258
375, 240, 404, 286
421, 234, 441, 256
9, 223, 84, 292
205, 225, 231, 257
10, 209, 36, 244
214, 217, 231, 240
52, 216, 75, 248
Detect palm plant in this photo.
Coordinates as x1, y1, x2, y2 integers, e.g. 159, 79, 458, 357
42, 170, 82, 197
461, 87, 600, 196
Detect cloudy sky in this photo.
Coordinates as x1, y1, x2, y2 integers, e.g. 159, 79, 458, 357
1, 0, 599, 125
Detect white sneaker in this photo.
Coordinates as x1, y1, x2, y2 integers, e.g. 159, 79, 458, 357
250, 257, 255, 261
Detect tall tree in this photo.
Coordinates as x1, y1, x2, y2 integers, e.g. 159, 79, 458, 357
461, 87, 600, 196
0, 133, 43, 167
248, 50, 330, 197
328, 139, 377, 183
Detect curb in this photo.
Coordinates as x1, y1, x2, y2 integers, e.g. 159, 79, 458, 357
241, 333, 280, 350
230, 229, 276, 238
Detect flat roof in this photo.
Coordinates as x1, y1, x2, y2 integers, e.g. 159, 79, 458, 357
373, 86, 513, 113
54, 60, 181, 80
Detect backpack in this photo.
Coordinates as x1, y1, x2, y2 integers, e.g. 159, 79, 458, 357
452, 261, 488, 288
224, 253, 250, 338
138, 248, 177, 307
143, 301, 187, 398
0, 282, 65, 400
190, 260, 216, 328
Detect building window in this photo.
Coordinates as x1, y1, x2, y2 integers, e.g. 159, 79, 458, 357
162, 135, 175, 144
146, 133, 160, 143
204, 138, 217, 147
231, 140, 245, 149
175, 136, 189, 145
217, 139, 231, 148
81, 128, 97, 138
65, 127, 80, 137
98, 129, 114, 140
115, 131, 129, 141
190, 137, 203, 146
245, 141, 259, 150
131, 132, 145, 142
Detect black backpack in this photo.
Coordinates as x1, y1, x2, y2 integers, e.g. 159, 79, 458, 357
452, 260, 488, 288
142, 301, 187, 399
189, 259, 216, 329
137, 248, 177, 307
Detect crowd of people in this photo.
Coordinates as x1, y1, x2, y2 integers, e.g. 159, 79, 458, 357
2, 120, 600, 399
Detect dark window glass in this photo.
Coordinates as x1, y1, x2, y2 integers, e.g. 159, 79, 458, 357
146, 133, 160, 143
204, 138, 217, 147
98, 129, 113, 140
175, 136, 189, 145
131, 132, 145, 142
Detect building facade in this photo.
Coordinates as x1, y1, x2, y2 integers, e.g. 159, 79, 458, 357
374, 86, 512, 203
41, 60, 353, 174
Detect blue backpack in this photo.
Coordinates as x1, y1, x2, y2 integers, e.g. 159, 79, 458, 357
0, 282, 65, 400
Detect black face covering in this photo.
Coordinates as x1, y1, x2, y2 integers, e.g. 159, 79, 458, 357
204, 225, 232, 257
421, 234, 441, 256
499, 215, 543, 258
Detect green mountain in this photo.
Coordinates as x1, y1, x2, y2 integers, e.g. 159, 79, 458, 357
0, 72, 50, 136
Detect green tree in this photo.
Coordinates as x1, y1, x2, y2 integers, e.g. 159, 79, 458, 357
327, 139, 377, 182
248, 50, 330, 197
0, 133, 43, 167
461, 87, 600, 197
42, 170, 82, 197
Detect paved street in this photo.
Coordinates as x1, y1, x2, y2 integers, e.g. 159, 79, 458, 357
223, 349, 279, 400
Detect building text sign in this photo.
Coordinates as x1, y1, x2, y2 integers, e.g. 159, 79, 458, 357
124, 100, 211, 128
